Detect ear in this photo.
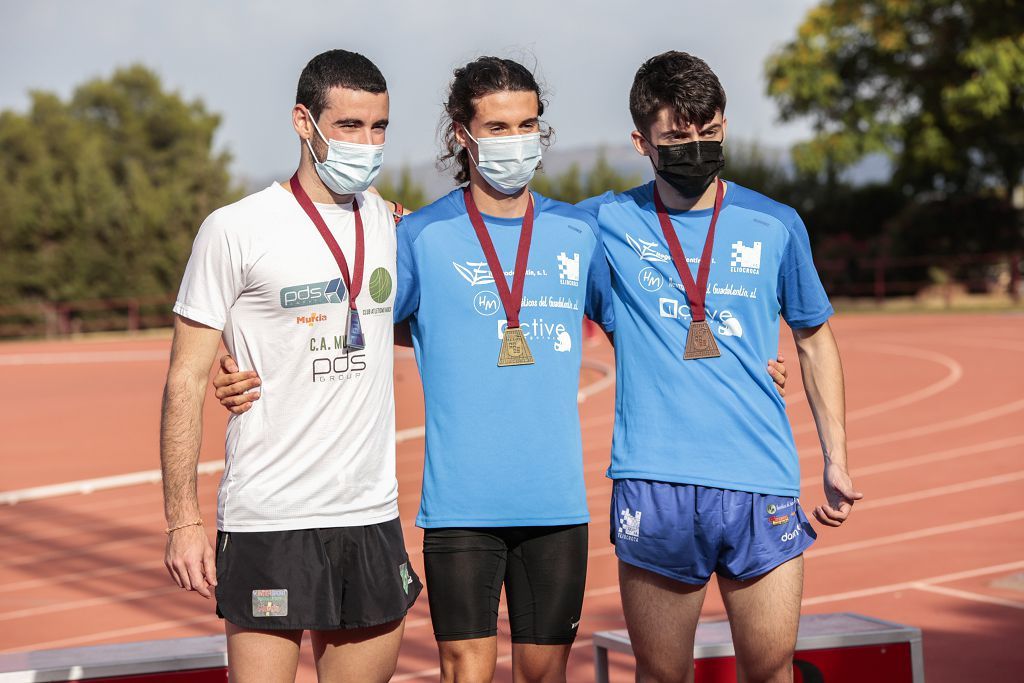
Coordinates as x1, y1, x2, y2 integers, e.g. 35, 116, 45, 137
721, 116, 728, 144
293, 105, 313, 141
454, 123, 470, 149
631, 130, 651, 157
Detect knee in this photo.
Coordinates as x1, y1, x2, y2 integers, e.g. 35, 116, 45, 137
513, 651, 568, 683
738, 653, 793, 683
438, 641, 493, 683
636, 655, 694, 683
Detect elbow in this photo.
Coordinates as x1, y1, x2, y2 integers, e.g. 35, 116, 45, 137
163, 368, 207, 399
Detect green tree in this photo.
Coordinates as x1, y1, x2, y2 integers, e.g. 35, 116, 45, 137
374, 166, 428, 210
531, 149, 642, 203
766, 0, 1024, 195
0, 65, 238, 306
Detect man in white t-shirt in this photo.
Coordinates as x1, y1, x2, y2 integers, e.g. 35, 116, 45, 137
160, 49, 420, 683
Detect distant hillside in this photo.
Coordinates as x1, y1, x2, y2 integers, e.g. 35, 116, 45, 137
245, 141, 889, 199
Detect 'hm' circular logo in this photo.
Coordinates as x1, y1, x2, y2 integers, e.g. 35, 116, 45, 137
638, 267, 664, 292
473, 290, 501, 316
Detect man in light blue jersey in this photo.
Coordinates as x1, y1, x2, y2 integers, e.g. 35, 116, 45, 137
390, 57, 612, 683
577, 51, 862, 683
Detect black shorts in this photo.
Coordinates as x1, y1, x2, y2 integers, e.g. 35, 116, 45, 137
422, 524, 588, 645
214, 517, 422, 631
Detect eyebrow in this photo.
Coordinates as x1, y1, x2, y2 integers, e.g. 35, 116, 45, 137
481, 117, 539, 127
332, 118, 364, 127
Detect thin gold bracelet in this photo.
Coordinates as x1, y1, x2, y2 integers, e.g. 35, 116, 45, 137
165, 519, 203, 535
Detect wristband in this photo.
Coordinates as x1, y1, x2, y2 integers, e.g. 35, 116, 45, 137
165, 519, 203, 535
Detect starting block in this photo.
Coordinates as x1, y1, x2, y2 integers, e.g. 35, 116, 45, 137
593, 612, 924, 682
0, 635, 227, 682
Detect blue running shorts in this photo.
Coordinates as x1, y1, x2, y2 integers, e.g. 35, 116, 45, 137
611, 478, 816, 584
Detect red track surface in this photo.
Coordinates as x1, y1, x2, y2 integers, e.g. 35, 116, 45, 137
0, 313, 1022, 681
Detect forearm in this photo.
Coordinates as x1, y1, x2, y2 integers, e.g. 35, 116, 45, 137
794, 324, 848, 467
160, 372, 208, 526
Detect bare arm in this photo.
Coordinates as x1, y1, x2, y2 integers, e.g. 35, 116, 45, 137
793, 321, 863, 526
160, 315, 224, 597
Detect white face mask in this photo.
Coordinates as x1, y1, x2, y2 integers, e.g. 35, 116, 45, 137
464, 129, 542, 195
306, 114, 384, 195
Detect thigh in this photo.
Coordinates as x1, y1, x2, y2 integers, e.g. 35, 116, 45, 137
311, 619, 406, 683
216, 529, 336, 630
423, 527, 507, 641
618, 560, 707, 683
719, 555, 804, 683
225, 621, 302, 683
505, 524, 588, 646
330, 518, 422, 629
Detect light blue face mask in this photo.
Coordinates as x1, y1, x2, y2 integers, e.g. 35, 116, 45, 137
464, 129, 542, 195
305, 114, 384, 195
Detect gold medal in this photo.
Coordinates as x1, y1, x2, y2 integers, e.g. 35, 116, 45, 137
497, 326, 535, 366
683, 319, 720, 360
464, 187, 538, 369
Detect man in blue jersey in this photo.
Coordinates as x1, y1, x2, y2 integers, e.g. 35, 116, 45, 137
578, 51, 862, 683
391, 56, 613, 683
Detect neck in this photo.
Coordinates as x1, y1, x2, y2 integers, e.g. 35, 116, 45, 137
655, 175, 723, 212
284, 154, 355, 205
468, 168, 530, 218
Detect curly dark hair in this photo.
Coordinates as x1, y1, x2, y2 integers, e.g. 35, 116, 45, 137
629, 51, 726, 137
438, 56, 552, 184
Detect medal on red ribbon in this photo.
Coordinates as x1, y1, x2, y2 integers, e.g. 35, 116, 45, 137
463, 187, 536, 367
653, 179, 725, 360
289, 174, 366, 350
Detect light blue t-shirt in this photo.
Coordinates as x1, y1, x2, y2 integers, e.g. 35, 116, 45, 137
578, 181, 833, 497
396, 188, 614, 527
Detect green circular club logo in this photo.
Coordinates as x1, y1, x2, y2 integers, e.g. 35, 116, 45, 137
767, 504, 777, 515
369, 267, 393, 304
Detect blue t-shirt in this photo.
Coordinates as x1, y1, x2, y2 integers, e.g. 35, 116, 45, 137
577, 181, 833, 497
396, 188, 614, 527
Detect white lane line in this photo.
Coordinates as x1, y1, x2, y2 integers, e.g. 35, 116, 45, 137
0, 585, 179, 622
799, 398, 1024, 460
0, 537, 153, 569
793, 343, 963, 435
0, 359, 613, 507
854, 471, 1024, 511
803, 510, 1024, 559
0, 562, 159, 594
801, 560, 1024, 606
0, 613, 219, 654
0, 350, 169, 366
0, 426, 423, 506
801, 435, 1024, 486
792, 342, 962, 435
912, 583, 1024, 610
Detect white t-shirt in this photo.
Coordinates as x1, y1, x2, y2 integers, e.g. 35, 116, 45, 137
174, 183, 399, 532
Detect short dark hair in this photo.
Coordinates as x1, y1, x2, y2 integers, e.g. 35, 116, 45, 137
296, 49, 387, 122
438, 56, 551, 184
629, 51, 726, 137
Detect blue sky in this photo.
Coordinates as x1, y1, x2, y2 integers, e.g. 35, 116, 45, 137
1, 0, 819, 182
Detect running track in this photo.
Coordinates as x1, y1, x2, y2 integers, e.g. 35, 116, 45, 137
0, 313, 1021, 681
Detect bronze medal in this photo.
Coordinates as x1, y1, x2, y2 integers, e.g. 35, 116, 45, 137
683, 320, 720, 359
653, 179, 726, 361
498, 326, 535, 366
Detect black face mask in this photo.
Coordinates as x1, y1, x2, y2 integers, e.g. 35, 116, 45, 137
651, 140, 725, 198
